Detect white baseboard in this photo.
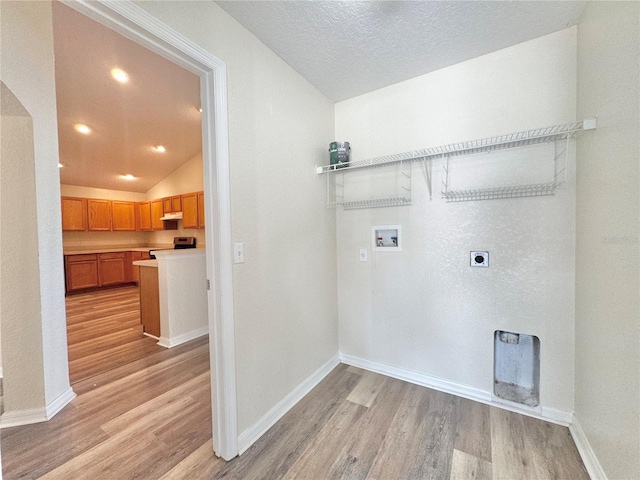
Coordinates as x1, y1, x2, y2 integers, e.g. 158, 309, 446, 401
237, 353, 340, 455
570, 414, 608, 480
1, 386, 76, 429
339, 353, 572, 427
0, 407, 48, 428
158, 326, 208, 348
46, 387, 76, 419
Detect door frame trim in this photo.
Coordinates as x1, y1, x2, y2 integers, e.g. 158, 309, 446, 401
62, 0, 239, 459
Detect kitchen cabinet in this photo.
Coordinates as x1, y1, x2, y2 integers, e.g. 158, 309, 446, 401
138, 202, 152, 231
130, 251, 151, 283
65, 250, 151, 293
87, 199, 112, 231
98, 252, 127, 285
162, 195, 182, 214
181, 192, 199, 229
151, 199, 164, 230
112, 201, 136, 231
139, 266, 160, 337
65, 254, 99, 291
61, 197, 87, 231
197, 191, 205, 228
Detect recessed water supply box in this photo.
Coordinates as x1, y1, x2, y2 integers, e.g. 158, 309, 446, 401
372, 225, 402, 252
493, 330, 540, 408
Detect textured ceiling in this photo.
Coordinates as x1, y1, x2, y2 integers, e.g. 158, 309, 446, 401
216, 1, 586, 102
52, 2, 202, 193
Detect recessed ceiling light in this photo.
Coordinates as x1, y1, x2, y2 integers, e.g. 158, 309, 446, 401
75, 124, 91, 134
121, 174, 135, 181
58, 163, 64, 168
111, 68, 129, 83
153, 145, 166, 153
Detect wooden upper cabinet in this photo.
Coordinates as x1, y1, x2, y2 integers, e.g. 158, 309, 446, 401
171, 195, 182, 213
151, 199, 165, 230
138, 202, 152, 231
162, 197, 172, 214
112, 201, 136, 231
197, 191, 205, 228
61, 197, 87, 231
181, 192, 198, 229
87, 199, 112, 231
162, 195, 182, 214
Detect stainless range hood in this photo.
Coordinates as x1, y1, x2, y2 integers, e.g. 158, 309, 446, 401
159, 211, 183, 221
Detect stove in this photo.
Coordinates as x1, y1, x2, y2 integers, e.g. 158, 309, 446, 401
149, 237, 196, 258
173, 237, 197, 249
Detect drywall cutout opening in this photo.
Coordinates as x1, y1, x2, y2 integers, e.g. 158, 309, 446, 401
372, 225, 402, 252
494, 331, 540, 408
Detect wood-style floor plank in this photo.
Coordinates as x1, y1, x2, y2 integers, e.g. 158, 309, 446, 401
455, 396, 492, 462
2, 286, 589, 480
450, 448, 493, 480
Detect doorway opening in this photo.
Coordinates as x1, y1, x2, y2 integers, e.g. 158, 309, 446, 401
56, 0, 237, 459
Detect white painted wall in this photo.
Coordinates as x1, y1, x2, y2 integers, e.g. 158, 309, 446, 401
1, 83, 46, 412
154, 250, 208, 347
335, 28, 577, 416
146, 151, 203, 199
0, 1, 72, 415
575, 3, 640, 479
134, 1, 337, 435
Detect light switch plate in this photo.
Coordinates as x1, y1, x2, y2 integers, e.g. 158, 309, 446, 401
359, 248, 368, 262
233, 243, 245, 264
471, 251, 489, 267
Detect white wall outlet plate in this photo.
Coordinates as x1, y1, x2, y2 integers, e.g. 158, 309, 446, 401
471, 251, 489, 267
233, 243, 245, 264
359, 248, 368, 262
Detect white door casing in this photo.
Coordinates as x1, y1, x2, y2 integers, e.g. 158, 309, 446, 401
61, 0, 238, 460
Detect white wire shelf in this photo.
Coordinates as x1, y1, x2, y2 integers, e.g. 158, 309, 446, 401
316, 119, 594, 175
442, 183, 561, 202
328, 196, 411, 210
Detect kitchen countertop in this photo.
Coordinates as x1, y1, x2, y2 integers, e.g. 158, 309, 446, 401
63, 245, 172, 255
133, 259, 158, 268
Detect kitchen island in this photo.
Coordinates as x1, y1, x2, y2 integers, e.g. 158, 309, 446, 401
134, 248, 208, 348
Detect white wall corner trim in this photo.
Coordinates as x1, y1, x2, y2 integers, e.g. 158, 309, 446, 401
45, 387, 77, 419
157, 326, 209, 349
0, 408, 48, 429
237, 354, 340, 455
570, 414, 608, 480
1, 387, 77, 428
339, 353, 572, 427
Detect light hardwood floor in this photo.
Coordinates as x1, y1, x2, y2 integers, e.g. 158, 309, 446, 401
2, 288, 589, 479
65, 286, 165, 384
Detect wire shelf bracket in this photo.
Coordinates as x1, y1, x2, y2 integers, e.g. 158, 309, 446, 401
317, 118, 596, 207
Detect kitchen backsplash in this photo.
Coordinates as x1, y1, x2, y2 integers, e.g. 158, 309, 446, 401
63, 226, 206, 249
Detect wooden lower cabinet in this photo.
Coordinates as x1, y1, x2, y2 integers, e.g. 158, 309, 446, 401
65, 254, 99, 291
130, 251, 151, 283
98, 253, 127, 285
65, 250, 150, 293
139, 266, 160, 337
